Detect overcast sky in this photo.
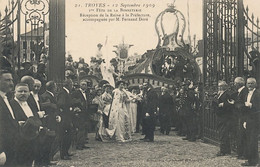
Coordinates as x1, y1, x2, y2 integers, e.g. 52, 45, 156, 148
66, 0, 203, 63
65, 0, 260, 63
0, 0, 260, 63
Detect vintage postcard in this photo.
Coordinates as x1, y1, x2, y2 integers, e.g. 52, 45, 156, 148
0, 0, 260, 166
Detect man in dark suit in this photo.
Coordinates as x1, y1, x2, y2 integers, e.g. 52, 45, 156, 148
41, 81, 61, 163
142, 82, 158, 142
214, 80, 234, 156
27, 79, 42, 112
0, 70, 19, 166
241, 78, 260, 166
71, 79, 89, 150
57, 79, 74, 160
158, 87, 173, 135
230, 77, 248, 159
21, 77, 48, 165
10, 83, 44, 166
182, 82, 196, 141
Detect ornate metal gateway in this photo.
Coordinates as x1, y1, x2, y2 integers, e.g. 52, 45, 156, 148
0, 0, 65, 82
0, 0, 49, 71
203, 0, 260, 144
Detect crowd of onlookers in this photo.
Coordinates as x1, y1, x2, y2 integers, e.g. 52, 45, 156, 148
0, 69, 104, 166
0, 53, 259, 166
213, 77, 260, 166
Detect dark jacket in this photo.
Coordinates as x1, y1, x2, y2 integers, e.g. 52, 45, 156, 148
40, 91, 59, 130
158, 92, 173, 116
178, 89, 196, 116
10, 99, 40, 123
244, 89, 260, 126
0, 96, 19, 166
71, 90, 88, 111
232, 87, 248, 116
27, 93, 42, 112
214, 90, 233, 117
71, 89, 89, 127
57, 88, 73, 129
143, 88, 158, 117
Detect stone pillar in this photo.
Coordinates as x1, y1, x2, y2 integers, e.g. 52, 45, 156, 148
49, 0, 65, 83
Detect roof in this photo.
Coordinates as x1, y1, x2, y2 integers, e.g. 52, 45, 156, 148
21, 27, 44, 37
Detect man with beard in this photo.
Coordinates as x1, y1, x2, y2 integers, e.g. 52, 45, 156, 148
0, 70, 19, 166
241, 78, 260, 166
142, 82, 158, 142
158, 87, 173, 135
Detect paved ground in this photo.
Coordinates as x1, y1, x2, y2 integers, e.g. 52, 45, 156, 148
51, 130, 246, 167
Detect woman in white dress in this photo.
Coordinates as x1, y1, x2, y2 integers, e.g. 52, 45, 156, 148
100, 62, 116, 88
92, 87, 105, 140
129, 88, 140, 134
106, 81, 131, 142
96, 84, 113, 141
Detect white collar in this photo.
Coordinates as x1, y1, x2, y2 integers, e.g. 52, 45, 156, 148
63, 87, 70, 94
14, 97, 27, 106
80, 88, 85, 93
238, 86, 245, 93
218, 90, 225, 94
46, 90, 54, 97
248, 88, 256, 93
30, 91, 38, 96
0, 90, 6, 98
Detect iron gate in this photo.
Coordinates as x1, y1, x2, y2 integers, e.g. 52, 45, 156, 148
203, 0, 260, 144
0, 0, 49, 71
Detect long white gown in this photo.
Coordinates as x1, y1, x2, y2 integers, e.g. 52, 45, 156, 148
129, 95, 138, 133
124, 90, 138, 134
106, 89, 131, 142
97, 91, 113, 141
100, 62, 115, 88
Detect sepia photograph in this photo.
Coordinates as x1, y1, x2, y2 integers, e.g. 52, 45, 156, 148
0, 0, 260, 166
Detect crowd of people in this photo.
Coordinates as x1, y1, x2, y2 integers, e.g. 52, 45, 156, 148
0, 65, 202, 167
0, 61, 259, 167
214, 77, 260, 166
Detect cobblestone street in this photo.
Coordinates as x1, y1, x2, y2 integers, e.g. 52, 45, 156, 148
51, 130, 245, 167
